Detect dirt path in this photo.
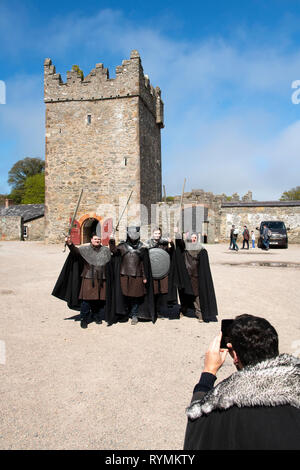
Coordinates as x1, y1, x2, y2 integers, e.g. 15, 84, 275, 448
0, 241, 299, 449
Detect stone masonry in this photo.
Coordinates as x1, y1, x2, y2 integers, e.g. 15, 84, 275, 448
0, 216, 22, 241
166, 190, 300, 244
44, 50, 164, 243
23, 217, 45, 241
220, 201, 300, 243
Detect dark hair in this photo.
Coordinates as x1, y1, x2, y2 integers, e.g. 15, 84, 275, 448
91, 232, 99, 239
228, 314, 279, 367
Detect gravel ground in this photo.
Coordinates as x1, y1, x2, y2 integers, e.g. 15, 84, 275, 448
0, 241, 299, 450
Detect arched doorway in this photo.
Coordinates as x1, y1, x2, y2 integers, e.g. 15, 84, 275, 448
81, 217, 101, 244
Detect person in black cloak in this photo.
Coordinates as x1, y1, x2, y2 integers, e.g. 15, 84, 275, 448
146, 227, 179, 319
52, 233, 114, 328
184, 315, 300, 450
109, 226, 155, 325
174, 230, 218, 323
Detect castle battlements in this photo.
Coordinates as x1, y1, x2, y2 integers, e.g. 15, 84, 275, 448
44, 50, 164, 127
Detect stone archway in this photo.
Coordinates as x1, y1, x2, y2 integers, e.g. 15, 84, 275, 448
78, 214, 102, 244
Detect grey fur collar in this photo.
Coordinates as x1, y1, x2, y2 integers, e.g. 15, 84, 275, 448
186, 354, 300, 420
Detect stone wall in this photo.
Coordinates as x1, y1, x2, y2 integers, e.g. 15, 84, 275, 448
171, 190, 226, 243
165, 189, 300, 244
0, 216, 22, 240
44, 51, 163, 243
24, 217, 45, 241
139, 97, 162, 218
219, 204, 300, 243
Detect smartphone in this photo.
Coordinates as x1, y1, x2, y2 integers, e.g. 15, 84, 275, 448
220, 319, 234, 348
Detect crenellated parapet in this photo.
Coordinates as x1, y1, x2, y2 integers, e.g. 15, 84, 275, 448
44, 50, 164, 127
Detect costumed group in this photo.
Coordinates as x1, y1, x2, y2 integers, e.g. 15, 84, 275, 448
52, 227, 218, 328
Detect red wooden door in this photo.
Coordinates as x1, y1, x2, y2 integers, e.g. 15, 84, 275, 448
70, 219, 81, 245
101, 218, 113, 246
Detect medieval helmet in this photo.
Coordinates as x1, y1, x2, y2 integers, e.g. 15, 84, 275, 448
126, 226, 141, 243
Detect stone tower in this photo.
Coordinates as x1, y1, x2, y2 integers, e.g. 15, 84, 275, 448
44, 50, 164, 243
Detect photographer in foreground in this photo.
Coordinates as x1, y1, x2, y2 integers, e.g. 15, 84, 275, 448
184, 314, 300, 450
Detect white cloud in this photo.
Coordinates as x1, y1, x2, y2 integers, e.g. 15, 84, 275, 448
1, 6, 300, 199
163, 114, 300, 200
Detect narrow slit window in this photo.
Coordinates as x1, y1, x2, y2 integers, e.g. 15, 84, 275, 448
123, 157, 128, 166
87, 114, 92, 124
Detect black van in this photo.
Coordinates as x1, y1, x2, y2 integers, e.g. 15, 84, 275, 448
256, 221, 289, 249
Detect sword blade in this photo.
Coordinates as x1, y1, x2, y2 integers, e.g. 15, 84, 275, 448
115, 190, 133, 233
63, 188, 83, 251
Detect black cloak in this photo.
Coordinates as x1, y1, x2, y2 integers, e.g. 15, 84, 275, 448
52, 247, 116, 325
148, 241, 180, 318
110, 243, 156, 323
184, 354, 300, 450
175, 239, 218, 322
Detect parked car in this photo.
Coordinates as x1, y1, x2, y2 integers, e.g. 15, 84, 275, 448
256, 221, 289, 249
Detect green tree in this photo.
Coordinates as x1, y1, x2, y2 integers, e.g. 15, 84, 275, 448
280, 186, 300, 201
8, 157, 45, 203
21, 173, 45, 204
9, 188, 24, 204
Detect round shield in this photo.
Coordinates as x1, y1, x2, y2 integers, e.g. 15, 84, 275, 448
149, 248, 170, 280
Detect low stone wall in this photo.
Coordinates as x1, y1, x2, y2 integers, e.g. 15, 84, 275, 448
219, 205, 300, 243
0, 216, 22, 240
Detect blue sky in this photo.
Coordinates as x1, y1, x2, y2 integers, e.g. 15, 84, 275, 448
1, 0, 300, 199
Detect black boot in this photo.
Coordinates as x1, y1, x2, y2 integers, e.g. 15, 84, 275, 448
80, 312, 89, 329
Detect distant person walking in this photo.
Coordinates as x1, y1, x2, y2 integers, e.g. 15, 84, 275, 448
242, 226, 250, 250
231, 228, 239, 251
262, 224, 270, 251
229, 225, 235, 250
251, 231, 255, 248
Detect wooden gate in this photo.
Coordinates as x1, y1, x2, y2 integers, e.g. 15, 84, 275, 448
70, 219, 81, 245
101, 218, 113, 246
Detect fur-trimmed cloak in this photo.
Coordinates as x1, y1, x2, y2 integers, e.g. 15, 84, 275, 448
184, 354, 300, 450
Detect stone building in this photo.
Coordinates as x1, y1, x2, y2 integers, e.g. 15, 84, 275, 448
40, 50, 300, 246
166, 190, 300, 244
44, 50, 164, 244
220, 200, 300, 243
0, 203, 44, 241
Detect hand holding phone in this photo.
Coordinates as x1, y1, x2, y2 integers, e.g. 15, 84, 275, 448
203, 333, 228, 376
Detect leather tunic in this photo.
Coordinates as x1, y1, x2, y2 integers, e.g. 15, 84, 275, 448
184, 251, 199, 278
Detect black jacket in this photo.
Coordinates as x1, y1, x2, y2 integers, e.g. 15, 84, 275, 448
184, 354, 300, 450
